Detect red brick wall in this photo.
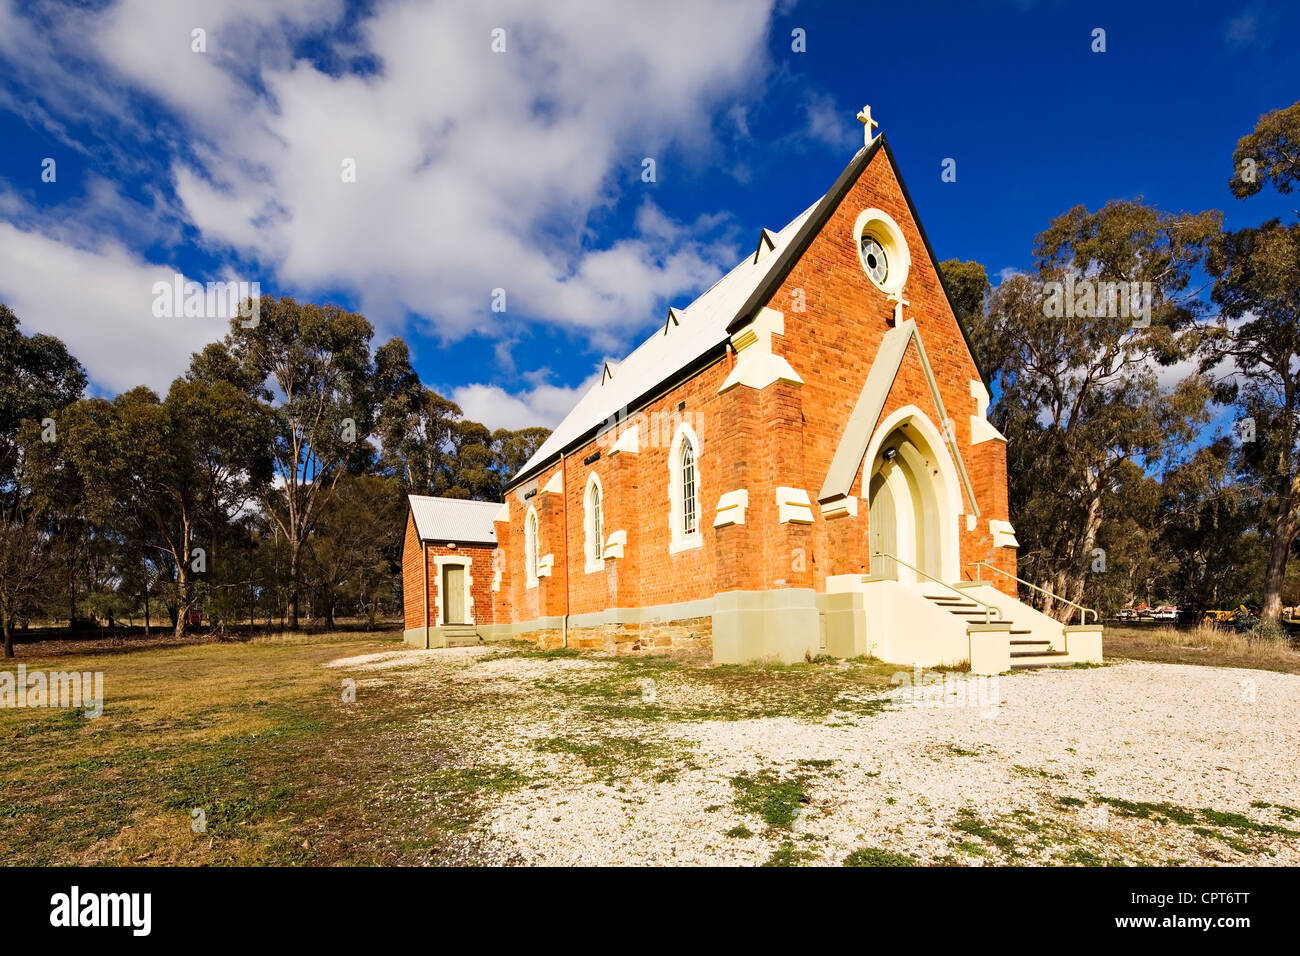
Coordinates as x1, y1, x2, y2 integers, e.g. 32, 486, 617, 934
401, 512, 426, 631
422, 544, 496, 625
402, 509, 502, 629
499, 145, 1017, 623
754, 146, 1015, 596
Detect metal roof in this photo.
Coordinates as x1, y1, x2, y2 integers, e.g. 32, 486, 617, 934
408, 495, 501, 544
507, 134, 989, 487
511, 194, 825, 481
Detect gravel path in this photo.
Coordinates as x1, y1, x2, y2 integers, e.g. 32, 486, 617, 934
335, 650, 1300, 865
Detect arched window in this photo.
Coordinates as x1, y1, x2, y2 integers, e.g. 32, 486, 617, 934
668, 422, 703, 554
525, 506, 539, 587
584, 474, 604, 572
680, 440, 697, 535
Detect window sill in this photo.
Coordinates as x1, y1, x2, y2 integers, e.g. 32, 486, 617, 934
669, 532, 703, 555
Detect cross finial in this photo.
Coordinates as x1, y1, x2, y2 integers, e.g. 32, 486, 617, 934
856, 104, 878, 147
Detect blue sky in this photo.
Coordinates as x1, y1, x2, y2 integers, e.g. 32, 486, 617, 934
0, 0, 1296, 430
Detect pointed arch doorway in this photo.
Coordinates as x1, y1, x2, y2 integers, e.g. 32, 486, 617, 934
865, 407, 962, 586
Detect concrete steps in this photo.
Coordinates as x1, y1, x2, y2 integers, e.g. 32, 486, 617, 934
440, 625, 481, 647
925, 592, 1095, 669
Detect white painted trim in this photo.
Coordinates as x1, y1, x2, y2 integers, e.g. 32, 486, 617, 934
668, 421, 704, 554
713, 489, 749, 527
603, 529, 627, 559
433, 555, 473, 625
610, 426, 640, 455
541, 471, 563, 495
524, 504, 540, 589
669, 533, 703, 555
821, 494, 858, 519
990, 519, 1019, 549
776, 486, 815, 524
862, 404, 962, 583
969, 379, 1007, 444
583, 472, 605, 574
718, 307, 804, 394
852, 207, 911, 297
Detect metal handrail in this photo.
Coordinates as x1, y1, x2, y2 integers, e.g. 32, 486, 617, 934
872, 551, 996, 625
967, 561, 1098, 626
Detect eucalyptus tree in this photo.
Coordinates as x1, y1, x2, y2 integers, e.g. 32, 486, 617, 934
209, 297, 413, 629
60, 388, 205, 637
962, 200, 1220, 618
0, 306, 85, 652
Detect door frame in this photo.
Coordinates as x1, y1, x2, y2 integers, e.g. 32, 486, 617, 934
434, 556, 473, 625
862, 405, 962, 584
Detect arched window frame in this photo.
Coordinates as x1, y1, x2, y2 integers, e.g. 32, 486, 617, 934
524, 505, 540, 589
584, 472, 605, 573
667, 421, 703, 554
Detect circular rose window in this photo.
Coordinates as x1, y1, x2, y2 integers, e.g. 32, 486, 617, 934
860, 234, 888, 285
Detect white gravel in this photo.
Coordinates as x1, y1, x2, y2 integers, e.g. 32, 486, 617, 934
334, 649, 1300, 865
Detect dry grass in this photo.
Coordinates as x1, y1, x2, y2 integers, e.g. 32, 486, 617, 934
6, 631, 1295, 867
0, 635, 903, 865
0, 631, 507, 865
1104, 623, 1300, 675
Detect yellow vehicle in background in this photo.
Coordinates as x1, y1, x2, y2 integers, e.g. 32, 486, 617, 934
1203, 605, 1257, 629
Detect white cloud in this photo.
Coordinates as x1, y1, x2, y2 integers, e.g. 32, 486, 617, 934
0, 223, 225, 395
801, 89, 857, 152
1224, 10, 1268, 52
1, 0, 790, 394
156, 0, 777, 342
449, 376, 598, 431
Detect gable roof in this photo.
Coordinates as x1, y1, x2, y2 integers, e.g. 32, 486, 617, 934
724, 136, 989, 391
509, 196, 822, 484
508, 134, 989, 489
408, 495, 501, 545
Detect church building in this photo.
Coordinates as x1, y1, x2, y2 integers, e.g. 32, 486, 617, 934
401, 111, 1103, 674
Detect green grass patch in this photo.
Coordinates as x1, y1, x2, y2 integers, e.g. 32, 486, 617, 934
533, 734, 691, 782
1199, 807, 1299, 837
953, 810, 1018, 856
763, 841, 818, 866
844, 846, 916, 867
731, 770, 810, 829
1095, 796, 1198, 825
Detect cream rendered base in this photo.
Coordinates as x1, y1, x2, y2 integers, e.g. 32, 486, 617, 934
406, 583, 1103, 671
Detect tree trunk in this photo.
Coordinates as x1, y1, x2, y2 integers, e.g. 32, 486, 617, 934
174, 560, 189, 640
287, 541, 301, 630
1261, 502, 1293, 624
3, 614, 13, 659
